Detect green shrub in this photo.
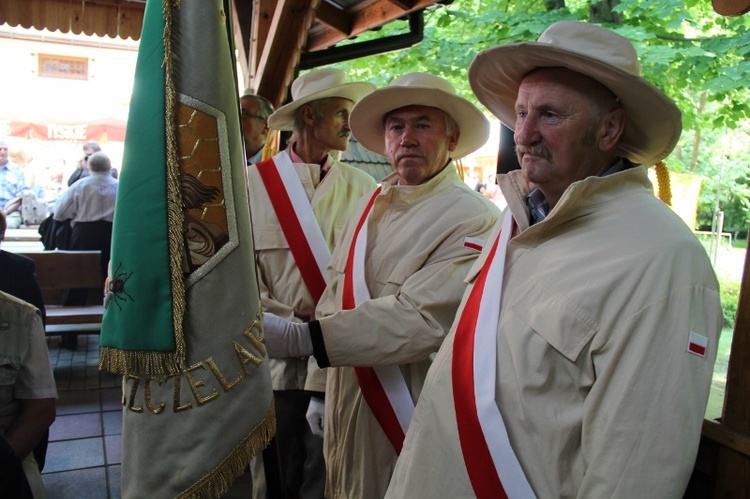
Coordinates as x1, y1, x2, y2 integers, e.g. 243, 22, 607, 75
719, 276, 741, 329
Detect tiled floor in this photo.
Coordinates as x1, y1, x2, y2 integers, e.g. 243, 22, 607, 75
41, 334, 123, 499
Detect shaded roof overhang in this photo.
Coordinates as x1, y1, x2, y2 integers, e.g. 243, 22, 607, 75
0, 0, 445, 108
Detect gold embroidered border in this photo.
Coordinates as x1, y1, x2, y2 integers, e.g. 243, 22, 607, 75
175, 399, 277, 499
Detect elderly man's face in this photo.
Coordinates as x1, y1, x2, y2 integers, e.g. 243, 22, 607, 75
310, 97, 354, 153
240, 96, 269, 159
384, 105, 459, 186
514, 67, 619, 207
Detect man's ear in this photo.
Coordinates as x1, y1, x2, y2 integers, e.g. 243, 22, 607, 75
599, 108, 626, 153
300, 104, 316, 127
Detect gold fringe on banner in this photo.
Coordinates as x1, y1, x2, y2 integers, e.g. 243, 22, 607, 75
162, 0, 188, 371
98, 347, 182, 374
654, 161, 672, 206
176, 401, 277, 499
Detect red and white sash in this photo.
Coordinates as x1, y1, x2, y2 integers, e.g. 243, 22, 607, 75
452, 211, 534, 498
343, 187, 414, 454
256, 151, 330, 303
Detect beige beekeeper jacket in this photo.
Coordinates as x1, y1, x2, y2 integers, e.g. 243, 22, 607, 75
312, 163, 501, 499
386, 166, 722, 498
247, 151, 376, 390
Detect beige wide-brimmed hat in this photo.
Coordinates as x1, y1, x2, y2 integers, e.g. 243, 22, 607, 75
349, 72, 490, 159
267, 68, 375, 131
469, 21, 682, 166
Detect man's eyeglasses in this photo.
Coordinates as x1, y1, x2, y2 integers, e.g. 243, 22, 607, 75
242, 112, 267, 123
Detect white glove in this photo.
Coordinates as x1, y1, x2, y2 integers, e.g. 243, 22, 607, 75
262, 312, 313, 358
306, 397, 325, 437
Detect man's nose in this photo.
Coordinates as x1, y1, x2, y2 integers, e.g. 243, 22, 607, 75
400, 127, 418, 146
514, 116, 539, 146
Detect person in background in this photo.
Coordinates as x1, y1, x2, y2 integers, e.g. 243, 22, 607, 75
67, 142, 100, 187
247, 68, 376, 499
261, 72, 501, 498
53, 151, 118, 350
0, 208, 50, 474
0, 290, 57, 499
67, 142, 117, 186
0, 139, 30, 229
240, 90, 275, 165
0, 210, 46, 322
385, 21, 722, 498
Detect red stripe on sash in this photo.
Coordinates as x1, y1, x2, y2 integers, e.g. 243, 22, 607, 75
256, 158, 326, 303
342, 187, 406, 452
452, 234, 509, 499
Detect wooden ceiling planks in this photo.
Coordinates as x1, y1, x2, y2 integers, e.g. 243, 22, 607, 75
0, 0, 145, 40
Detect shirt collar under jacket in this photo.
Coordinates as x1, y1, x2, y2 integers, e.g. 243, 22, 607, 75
289, 146, 331, 173
524, 157, 636, 225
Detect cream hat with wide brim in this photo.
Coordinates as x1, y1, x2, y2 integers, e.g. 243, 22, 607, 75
469, 21, 682, 166
349, 72, 490, 159
267, 68, 376, 131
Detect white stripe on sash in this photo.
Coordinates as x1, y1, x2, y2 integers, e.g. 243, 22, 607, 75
272, 151, 330, 280
475, 211, 534, 497
351, 194, 414, 435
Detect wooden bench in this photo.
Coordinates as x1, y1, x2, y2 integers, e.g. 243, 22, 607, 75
21, 250, 104, 335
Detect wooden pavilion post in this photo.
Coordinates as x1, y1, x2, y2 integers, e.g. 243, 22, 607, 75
712, 231, 750, 496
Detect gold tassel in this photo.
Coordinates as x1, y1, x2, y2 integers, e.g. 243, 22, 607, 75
261, 130, 279, 161
654, 161, 672, 206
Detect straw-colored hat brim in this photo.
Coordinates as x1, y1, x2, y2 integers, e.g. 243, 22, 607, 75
349, 86, 489, 159
469, 42, 682, 166
268, 82, 376, 131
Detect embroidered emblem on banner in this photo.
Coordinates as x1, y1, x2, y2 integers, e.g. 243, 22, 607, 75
687, 331, 708, 357
463, 236, 484, 252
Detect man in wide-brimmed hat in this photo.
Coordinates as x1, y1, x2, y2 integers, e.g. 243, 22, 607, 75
386, 21, 721, 498
246, 67, 376, 499
262, 72, 501, 498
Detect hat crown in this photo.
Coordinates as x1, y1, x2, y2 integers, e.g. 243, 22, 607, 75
538, 21, 641, 77
388, 72, 457, 95
291, 68, 349, 102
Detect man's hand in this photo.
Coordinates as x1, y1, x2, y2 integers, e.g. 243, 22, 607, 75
262, 312, 313, 358
306, 397, 325, 437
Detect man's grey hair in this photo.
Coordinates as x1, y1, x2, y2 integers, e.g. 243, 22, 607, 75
88, 151, 112, 173
83, 141, 101, 153
241, 93, 275, 120
443, 111, 458, 136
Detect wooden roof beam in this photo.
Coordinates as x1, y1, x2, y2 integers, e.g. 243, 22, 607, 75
251, 0, 322, 108
305, 0, 435, 51
315, 1, 352, 35
385, 0, 418, 12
